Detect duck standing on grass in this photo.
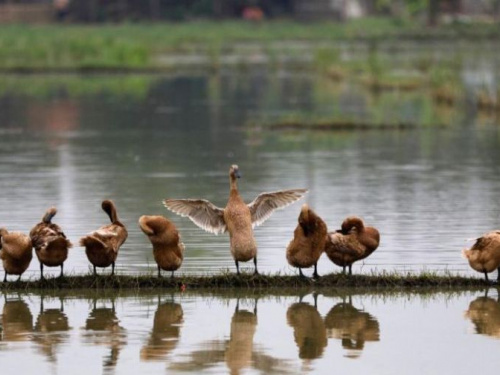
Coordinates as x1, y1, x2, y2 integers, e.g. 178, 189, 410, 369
0, 228, 33, 282
163, 164, 307, 275
30, 207, 72, 279
324, 216, 380, 275
79, 200, 128, 276
138, 215, 185, 278
463, 230, 500, 283
286, 204, 327, 278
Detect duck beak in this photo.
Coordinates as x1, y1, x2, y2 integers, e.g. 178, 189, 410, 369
235, 169, 241, 179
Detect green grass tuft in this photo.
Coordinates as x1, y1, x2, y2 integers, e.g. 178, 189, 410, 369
0, 271, 492, 291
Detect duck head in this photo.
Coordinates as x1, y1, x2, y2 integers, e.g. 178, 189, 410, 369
229, 165, 241, 180
42, 207, 57, 223
341, 216, 364, 234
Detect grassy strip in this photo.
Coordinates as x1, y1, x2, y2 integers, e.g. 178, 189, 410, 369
0, 271, 491, 291
266, 119, 420, 131
0, 19, 499, 71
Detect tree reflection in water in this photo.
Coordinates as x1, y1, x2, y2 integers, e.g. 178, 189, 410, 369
82, 299, 127, 371
33, 295, 71, 363
140, 295, 183, 361
324, 296, 380, 358
465, 291, 500, 338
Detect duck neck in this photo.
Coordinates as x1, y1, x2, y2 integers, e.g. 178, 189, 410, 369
229, 175, 239, 194
104, 204, 118, 224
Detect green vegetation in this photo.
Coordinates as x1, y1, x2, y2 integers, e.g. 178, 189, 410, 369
0, 270, 491, 291
0, 18, 499, 71
0, 74, 155, 98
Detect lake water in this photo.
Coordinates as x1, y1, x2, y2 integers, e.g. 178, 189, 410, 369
1, 69, 500, 278
2, 46, 500, 374
1, 288, 500, 375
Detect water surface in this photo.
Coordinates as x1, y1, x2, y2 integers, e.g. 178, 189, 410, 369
0, 67, 500, 278
1, 289, 499, 374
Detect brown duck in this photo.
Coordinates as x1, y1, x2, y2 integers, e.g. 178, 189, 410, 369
286, 204, 327, 278
324, 216, 380, 275
79, 200, 128, 276
0, 228, 33, 282
463, 230, 500, 282
30, 207, 72, 279
163, 164, 307, 275
138, 215, 185, 278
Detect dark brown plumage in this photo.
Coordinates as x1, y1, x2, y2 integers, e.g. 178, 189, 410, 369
286, 204, 327, 278
79, 200, 128, 276
324, 216, 380, 275
163, 164, 307, 275
0, 228, 33, 282
30, 207, 72, 279
138, 215, 185, 278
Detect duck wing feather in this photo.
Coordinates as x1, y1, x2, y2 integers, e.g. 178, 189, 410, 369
163, 199, 226, 235
248, 189, 307, 228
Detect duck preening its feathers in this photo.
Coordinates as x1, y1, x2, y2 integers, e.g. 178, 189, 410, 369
30, 207, 72, 279
138, 215, 185, 278
0, 228, 33, 282
463, 230, 500, 283
79, 200, 128, 276
163, 164, 307, 275
286, 204, 328, 278
324, 216, 380, 275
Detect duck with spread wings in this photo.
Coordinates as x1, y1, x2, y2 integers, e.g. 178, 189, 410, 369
163, 165, 307, 275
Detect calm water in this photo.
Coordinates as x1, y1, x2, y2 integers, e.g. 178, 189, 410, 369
1, 68, 500, 279
1, 289, 500, 374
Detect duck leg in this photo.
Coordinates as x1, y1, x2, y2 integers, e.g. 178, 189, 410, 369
253, 256, 259, 275
17, 275, 21, 282
171, 270, 175, 278
157, 265, 161, 278
40, 263, 44, 279
299, 268, 305, 278
497, 267, 500, 283
93, 265, 97, 277
111, 262, 115, 276
348, 265, 353, 276
3, 273, 6, 283
313, 262, 320, 279
235, 260, 240, 275
59, 263, 64, 278
484, 271, 489, 283
342, 266, 346, 274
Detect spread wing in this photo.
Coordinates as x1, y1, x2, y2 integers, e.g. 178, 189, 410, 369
163, 199, 226, 235
248, 189, 307, 228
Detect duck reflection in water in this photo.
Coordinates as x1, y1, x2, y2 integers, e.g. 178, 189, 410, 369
170, 298, 289, 374
465, 291, 500, 338
33, 295, 71, 363
1, 295, 33, 342
286, 293, 327, 363
324, 296, 380, 358
83, 299, 126, 370
141, 295, 183, 361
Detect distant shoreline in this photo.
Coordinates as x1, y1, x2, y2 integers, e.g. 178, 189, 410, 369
1, 19, 499, 72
